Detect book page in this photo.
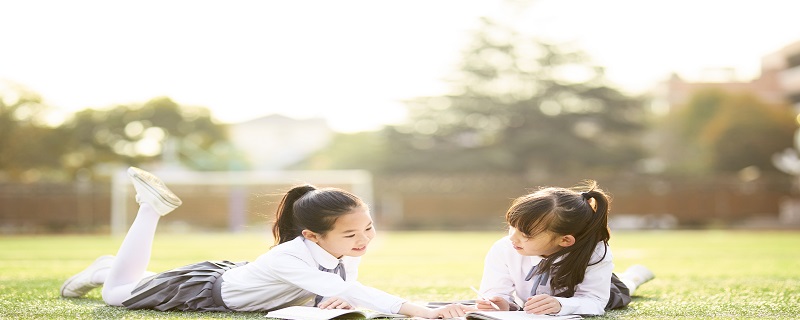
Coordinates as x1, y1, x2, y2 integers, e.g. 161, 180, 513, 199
360, 310, 407, 319
265, 306, 365, 320
466, 311, 583, 320
266, 306, 406, 320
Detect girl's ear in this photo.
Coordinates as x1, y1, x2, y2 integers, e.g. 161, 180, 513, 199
301, 229, 320, 242
558, 235, 576, 248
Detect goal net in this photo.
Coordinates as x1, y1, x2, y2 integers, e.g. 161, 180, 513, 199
110, 169, 373, 235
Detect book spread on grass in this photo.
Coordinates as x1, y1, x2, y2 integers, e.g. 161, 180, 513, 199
466, 311, 583, 320
265, 306, 407, 320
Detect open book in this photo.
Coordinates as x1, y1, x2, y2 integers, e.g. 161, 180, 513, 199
466, 311, 582, 320
265, 306, 407, 320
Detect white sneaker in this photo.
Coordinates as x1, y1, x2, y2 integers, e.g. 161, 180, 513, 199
127, 166, 182, 216
60, 255, 114, 298
621, 264, 655, 287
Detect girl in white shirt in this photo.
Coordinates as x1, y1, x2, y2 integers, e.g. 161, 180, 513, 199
60, 167, 468, 319
476, 180, 654, 316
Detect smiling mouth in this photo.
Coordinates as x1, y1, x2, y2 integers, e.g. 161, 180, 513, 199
352, 246, 367, 251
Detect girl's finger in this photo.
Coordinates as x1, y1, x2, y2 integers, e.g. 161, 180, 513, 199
527, 294, 547, 303
529, 300, 557, 315
327, 299, 344, 309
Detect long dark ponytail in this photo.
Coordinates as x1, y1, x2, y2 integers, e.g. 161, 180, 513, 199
506, 180, 611, 297
271, 184, 365, 247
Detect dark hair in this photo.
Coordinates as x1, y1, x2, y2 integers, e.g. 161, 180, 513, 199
505, 180, 611, 297
271, 184, 366, 246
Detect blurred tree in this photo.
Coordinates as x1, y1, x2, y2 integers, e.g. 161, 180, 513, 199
380, 17, 647, 175
0, 88, 69, 181
666, 89, 795, 173
60, 97, 237, 176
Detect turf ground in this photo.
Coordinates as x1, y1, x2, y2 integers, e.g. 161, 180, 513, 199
1, 230, 798, 319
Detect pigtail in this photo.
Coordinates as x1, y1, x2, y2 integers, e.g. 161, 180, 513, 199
537, 180, 613, 297
581, 182, 611, 255
272, 185, 317, 247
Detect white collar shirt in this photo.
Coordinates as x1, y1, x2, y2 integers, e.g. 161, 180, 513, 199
478, 236, 613, 316
220, 236, 406, 313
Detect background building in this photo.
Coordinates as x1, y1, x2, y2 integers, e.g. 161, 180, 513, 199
227, 114, 333, 170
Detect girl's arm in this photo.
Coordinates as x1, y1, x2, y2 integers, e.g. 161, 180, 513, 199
271, 254, 468, 316
269, 257, 406, 313
479, 237, 521, 307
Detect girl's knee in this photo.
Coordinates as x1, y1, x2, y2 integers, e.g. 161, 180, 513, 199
101, 286, 129, 307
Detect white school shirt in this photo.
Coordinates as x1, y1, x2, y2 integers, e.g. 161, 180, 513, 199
478, 236, 613, 316
219, 236, 406, 313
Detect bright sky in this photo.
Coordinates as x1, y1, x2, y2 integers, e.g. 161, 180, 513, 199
2, 0, 800, 132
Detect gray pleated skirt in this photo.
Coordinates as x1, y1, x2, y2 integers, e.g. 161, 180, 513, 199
606, 273, 631, 310
121, 260, 247, 311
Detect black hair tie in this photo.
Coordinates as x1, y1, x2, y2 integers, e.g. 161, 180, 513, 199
581, 192, 591, 200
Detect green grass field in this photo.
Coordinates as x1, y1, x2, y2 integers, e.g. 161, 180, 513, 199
1, 230, 799, 319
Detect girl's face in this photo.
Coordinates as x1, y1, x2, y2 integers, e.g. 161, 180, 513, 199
312, 206, 376, 259
508, 226, 562, 257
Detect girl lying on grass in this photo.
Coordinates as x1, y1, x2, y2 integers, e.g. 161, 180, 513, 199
60, 167, 469, 319
476, 180, 654, 316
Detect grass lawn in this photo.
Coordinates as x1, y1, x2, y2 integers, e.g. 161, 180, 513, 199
1, 230, 799, 319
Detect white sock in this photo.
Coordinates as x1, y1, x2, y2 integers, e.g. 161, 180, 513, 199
619, 265, 654, 295
90, 268, 109, 285
619, 276, 638, 295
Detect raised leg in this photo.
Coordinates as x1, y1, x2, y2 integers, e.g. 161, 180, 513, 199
60, 167, 182, 302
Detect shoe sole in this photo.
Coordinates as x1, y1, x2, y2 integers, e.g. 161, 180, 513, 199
128, 167, 182, 207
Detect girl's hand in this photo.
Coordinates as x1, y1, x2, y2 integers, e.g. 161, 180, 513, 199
429, 303, 470, 319
476, 296, 510, 311
318, 297, 353, 310
523, 294, 561, 314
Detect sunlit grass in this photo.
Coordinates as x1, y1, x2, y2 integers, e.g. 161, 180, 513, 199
1, 230, 799, 319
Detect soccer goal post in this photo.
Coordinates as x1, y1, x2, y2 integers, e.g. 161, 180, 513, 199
110, 169, 373, 236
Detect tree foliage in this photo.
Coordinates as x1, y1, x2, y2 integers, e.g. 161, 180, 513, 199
0, 89, 68, 180
667, 89, 796, 173
380, 18, 647, 175
0, 87, 235, 181
61, 97, 235, 174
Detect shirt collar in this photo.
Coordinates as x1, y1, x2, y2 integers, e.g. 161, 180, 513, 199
302, 236, 341, 269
